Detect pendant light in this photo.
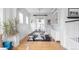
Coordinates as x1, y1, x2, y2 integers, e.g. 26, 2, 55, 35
39, 8, 41, 22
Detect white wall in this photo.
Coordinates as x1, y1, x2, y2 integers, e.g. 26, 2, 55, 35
45, 9, 60, 41
0, 8, 3, 34
59, 8, 79, 50
59, 8, 67, 48
3, 8, 17, 20
17, 8, 31, 35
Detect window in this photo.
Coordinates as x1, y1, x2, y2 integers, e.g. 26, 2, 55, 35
36, 19, 45, 31
19, 12, 23, 24
30, 19, 45, 31
26, 16, 28, 24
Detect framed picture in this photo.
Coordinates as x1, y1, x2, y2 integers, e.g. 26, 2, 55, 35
68, 8, 79, 18
47, 19, 51, 25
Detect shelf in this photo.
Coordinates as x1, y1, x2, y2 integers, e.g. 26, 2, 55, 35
65, 20, 79, 23
67, 17, 79, 19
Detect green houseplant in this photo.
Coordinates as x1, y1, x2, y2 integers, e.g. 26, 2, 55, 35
2, 17, 19, 49
3, 17, 18, 37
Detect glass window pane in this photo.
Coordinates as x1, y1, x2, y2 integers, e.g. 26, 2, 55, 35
19, 12, 23, 24
26, 16, 28, 24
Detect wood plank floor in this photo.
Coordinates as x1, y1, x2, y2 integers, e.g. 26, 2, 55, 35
0, 34, 2, 47
14, 36, 64, 50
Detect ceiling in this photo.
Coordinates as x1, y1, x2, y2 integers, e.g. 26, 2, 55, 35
25, 8, 57, 16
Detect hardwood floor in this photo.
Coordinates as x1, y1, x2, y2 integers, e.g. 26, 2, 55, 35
14, 36, 64, 50
0, 34, 2, 47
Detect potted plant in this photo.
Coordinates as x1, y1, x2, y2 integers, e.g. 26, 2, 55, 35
3, 17, 18, 37
2, 17, 18, 49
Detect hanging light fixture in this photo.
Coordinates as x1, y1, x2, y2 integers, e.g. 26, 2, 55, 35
39, 8, 41, 22
33, 8, 48, 16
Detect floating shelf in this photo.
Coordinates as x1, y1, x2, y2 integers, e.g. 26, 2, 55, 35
65, 20, 79, 23
67, 17, 79, 19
